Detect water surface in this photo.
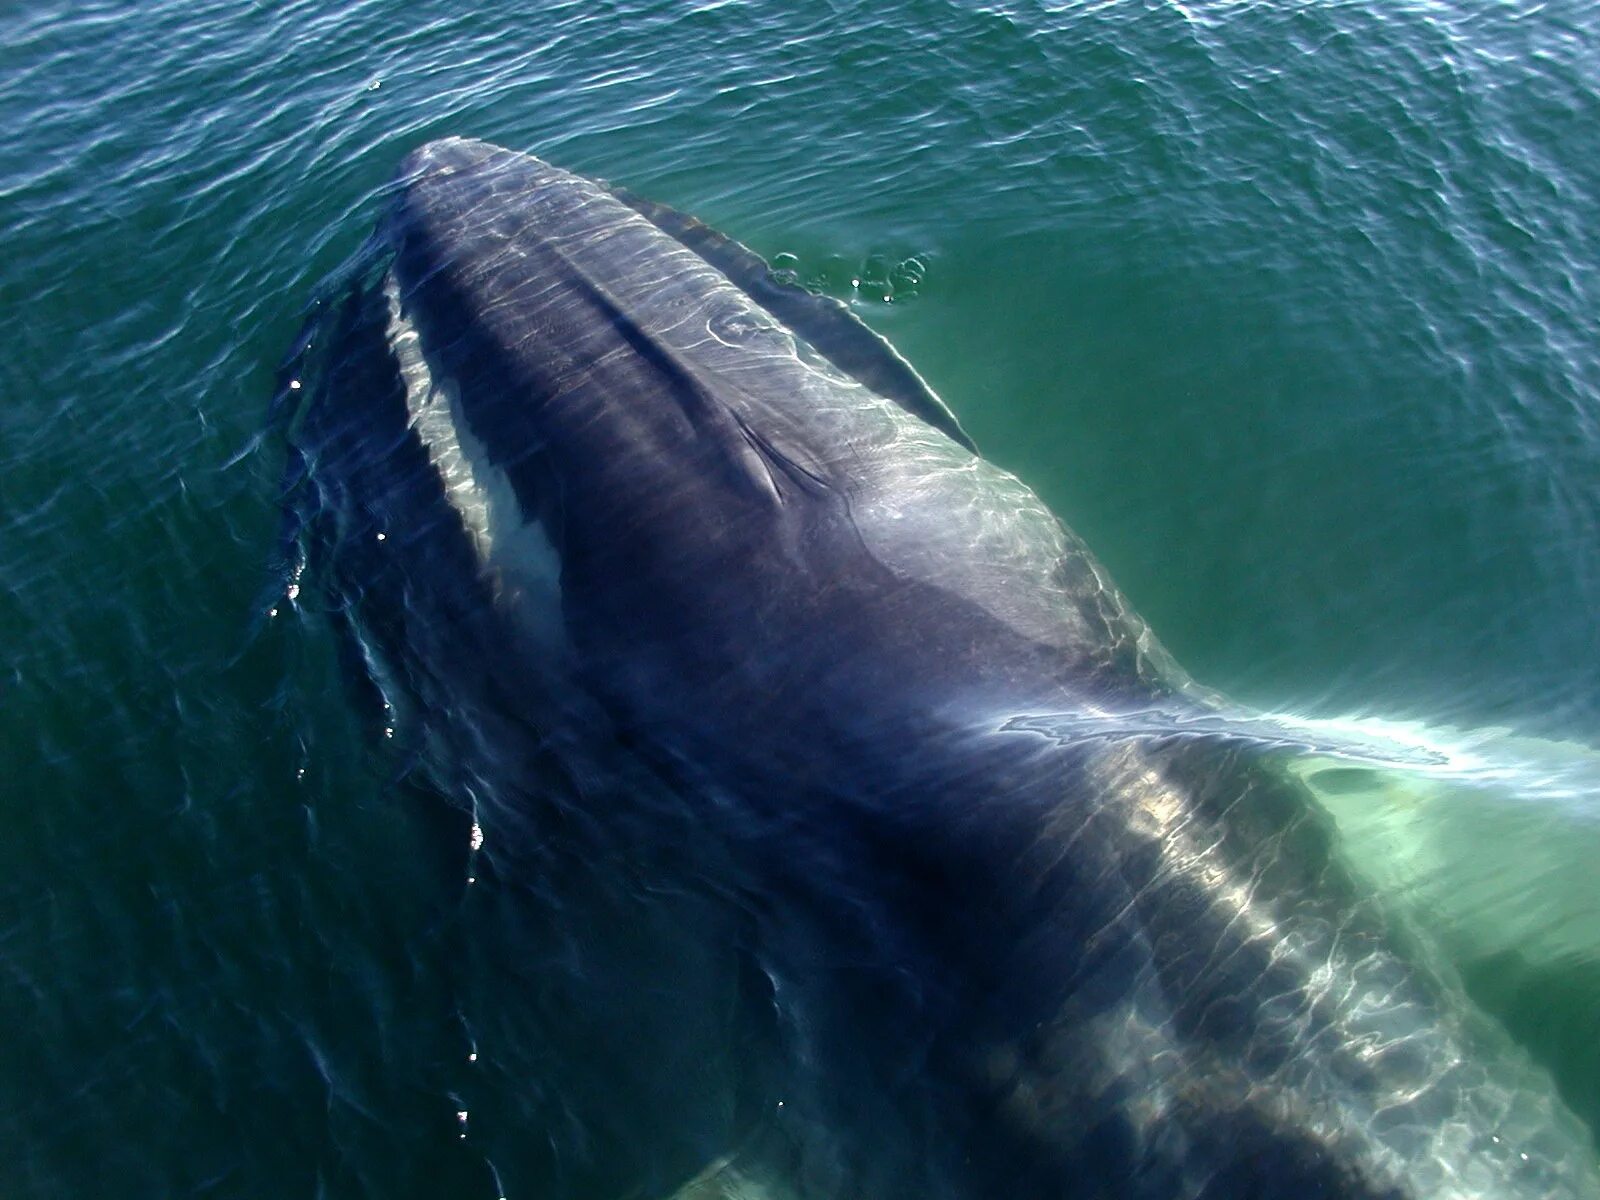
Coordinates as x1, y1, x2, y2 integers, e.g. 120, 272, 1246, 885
2, 0, 1598, 1195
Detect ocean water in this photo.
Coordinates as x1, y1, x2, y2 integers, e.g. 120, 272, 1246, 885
2, 0, 1598, 1196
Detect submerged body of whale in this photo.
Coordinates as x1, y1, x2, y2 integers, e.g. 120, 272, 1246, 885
280, 138, 1598, 1199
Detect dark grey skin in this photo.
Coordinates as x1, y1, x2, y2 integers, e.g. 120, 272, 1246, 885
282, 138, 1598, 1199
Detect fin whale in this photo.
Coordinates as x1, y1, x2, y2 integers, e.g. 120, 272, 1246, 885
279, 138, 1599, 1199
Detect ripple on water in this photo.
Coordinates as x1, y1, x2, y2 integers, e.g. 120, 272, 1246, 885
3, 0, 1600, 1195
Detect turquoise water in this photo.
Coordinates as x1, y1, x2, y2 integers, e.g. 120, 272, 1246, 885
3, 1, 1598, 1196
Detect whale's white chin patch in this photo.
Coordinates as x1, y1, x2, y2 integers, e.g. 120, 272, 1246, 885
382, 270, 566, 651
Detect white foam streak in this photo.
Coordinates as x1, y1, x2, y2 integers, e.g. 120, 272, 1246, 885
1276, 712, 1600, 968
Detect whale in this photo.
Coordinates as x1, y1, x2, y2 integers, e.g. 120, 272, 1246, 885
277, 137, 1599, 1199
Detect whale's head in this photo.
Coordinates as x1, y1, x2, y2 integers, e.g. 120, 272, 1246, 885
363, 137, 1182, 747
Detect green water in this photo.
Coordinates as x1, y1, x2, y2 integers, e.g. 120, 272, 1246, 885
3, 0, 1598, 1195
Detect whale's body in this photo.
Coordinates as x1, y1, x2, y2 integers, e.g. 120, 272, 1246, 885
282, 138, 1597, 1199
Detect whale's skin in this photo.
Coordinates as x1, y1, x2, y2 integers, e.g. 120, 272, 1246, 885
281, 138, 1599, 1200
